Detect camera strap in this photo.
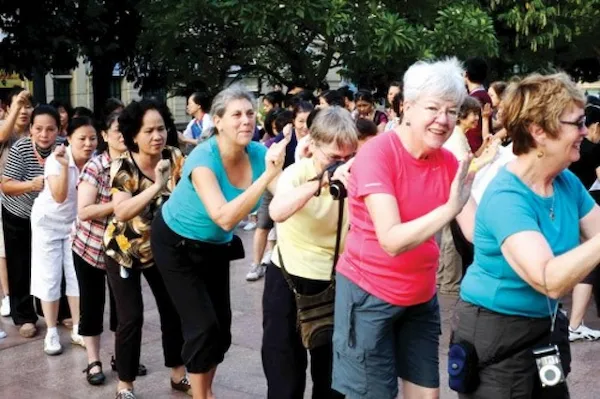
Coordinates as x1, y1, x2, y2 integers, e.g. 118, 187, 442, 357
277, 193, 345, 291
543, 265, 560, 343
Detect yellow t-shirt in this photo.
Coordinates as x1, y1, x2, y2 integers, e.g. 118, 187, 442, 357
271, 157, 348, 281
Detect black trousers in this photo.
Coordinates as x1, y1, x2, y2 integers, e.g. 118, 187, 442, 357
73, 252, 118, 336
261, 263, 344, 399
105, 257, 184, 382
151, 211, 232, 374
2, 206, 37, 325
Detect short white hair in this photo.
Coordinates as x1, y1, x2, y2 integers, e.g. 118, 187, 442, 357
403, 57, 467, 106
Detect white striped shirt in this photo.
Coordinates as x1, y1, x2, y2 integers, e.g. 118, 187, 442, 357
1, 137, 53, 219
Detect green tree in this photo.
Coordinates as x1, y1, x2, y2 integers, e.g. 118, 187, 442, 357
0, 1, 141, 115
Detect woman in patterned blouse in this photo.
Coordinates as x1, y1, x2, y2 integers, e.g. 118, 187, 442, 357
102, 100, 188, 399
73, 111, 135, 385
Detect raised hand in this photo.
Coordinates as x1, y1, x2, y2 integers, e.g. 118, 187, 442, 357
265, 134, 290, 177
54, 144, 68, 167
154, 159, 171, 188
30, 175, 44, 192
329, 158, 355, 188
448, 154, 476, 215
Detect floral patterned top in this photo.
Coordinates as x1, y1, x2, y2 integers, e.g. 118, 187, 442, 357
103, 146, 184, 269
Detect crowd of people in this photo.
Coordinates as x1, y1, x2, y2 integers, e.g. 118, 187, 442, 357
0, 55, 599, 399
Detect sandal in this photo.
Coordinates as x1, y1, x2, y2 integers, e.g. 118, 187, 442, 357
111, 355, 147, 376
83, 360, 106, 386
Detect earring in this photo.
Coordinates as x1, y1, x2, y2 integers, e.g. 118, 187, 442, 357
537, 150, 544, 158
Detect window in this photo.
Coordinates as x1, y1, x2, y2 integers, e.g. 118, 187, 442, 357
109, 77, 122, 99
53, 78, 72, 106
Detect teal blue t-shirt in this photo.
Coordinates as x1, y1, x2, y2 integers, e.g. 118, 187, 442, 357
460, 166, 595, 318
162, 136, 267, 243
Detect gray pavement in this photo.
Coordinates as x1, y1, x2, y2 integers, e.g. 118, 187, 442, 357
0, 229, 599, 398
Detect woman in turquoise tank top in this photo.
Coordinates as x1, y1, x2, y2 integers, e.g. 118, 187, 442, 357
452, 73, 600, 398
152, 86, 288, 399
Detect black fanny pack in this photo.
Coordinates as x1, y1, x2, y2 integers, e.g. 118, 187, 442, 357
179, 234, 245, 262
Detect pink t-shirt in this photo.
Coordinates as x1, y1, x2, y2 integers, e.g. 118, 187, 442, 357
337, 132, 458, 306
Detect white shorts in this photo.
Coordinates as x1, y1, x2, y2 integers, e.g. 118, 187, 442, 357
30, 212, 78, 302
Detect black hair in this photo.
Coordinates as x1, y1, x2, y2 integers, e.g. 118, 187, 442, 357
337, 86, 354, 102
389, 81, 402, 89
320, 90, 345, 107
103, 98, 124, 118
67, 116, 96, 137
263, 109, 282, 138
189, 91, 212, 111
354, 90, 374, 103
585, 96, 600, 127
392, 92, 403, 118
318, 81, 330, 92
263, 91, 284, 109
49, 99, 73, 118
96, 111, 122, 153
118, 99, 175, 152
356, 119, 378, 140
31, 104, 60, 128
293, 101, 314, 121
307, 108, 322, 129
293, 90, 317, 106
275, 110, 294, 133
72, 106, 94, 118
6, 86, 36, 107
464, 57, 488, 84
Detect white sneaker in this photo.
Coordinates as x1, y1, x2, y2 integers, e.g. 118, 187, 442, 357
0, 329, 6, 339
246, 263, 266, 281
261, 250, 272, 265
569, 323, 600, 342
243, 221, 257, 231
0, 296, 10, 317
71, 332, 86, 348
44, 333, 63, 356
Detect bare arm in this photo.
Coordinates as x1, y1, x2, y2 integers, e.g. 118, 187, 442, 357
77, 181, 113, 221
113, 184, 162, 222
1, 177, 37, 196
366, 193, 455, 256
0, 106, 19, 143
502, 227, 600, 299
192, 167, 275, 231
270, 179, 321, 223
47, 166, 69, 204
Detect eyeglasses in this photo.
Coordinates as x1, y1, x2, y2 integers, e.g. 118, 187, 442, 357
560, 118, 586, 130
316, 146, 354, 163
419, 104, 459, 121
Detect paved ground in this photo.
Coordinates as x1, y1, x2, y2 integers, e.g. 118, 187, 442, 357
0, 228, 599, 398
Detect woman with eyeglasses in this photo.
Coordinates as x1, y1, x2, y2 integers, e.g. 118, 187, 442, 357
452, 74, 600, 398
332, 58, 478, 399
263, 106, 356, 399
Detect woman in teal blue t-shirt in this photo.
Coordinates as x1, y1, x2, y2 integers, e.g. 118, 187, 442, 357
452, 74, 600, 398
151, 86, 288, 399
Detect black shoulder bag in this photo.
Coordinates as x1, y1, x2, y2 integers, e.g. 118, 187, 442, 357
277, 195, 345, 350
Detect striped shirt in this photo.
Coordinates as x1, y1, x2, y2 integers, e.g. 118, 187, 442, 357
73, 152, 112, 270
1, 137, 53, 219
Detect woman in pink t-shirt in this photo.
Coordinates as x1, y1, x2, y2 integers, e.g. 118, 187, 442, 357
332, 58, 479, 399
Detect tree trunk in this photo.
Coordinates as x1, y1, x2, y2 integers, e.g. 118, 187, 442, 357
90, 58, 115, 119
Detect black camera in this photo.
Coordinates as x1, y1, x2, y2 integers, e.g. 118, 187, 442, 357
533, 345, 565, 387
324, 161, 347, 200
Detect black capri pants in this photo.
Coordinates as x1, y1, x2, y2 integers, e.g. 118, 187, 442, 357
73, 252, 118, 336
151, 210, 232, 373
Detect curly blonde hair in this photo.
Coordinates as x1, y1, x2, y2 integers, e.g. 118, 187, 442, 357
500, 73, 585, 155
